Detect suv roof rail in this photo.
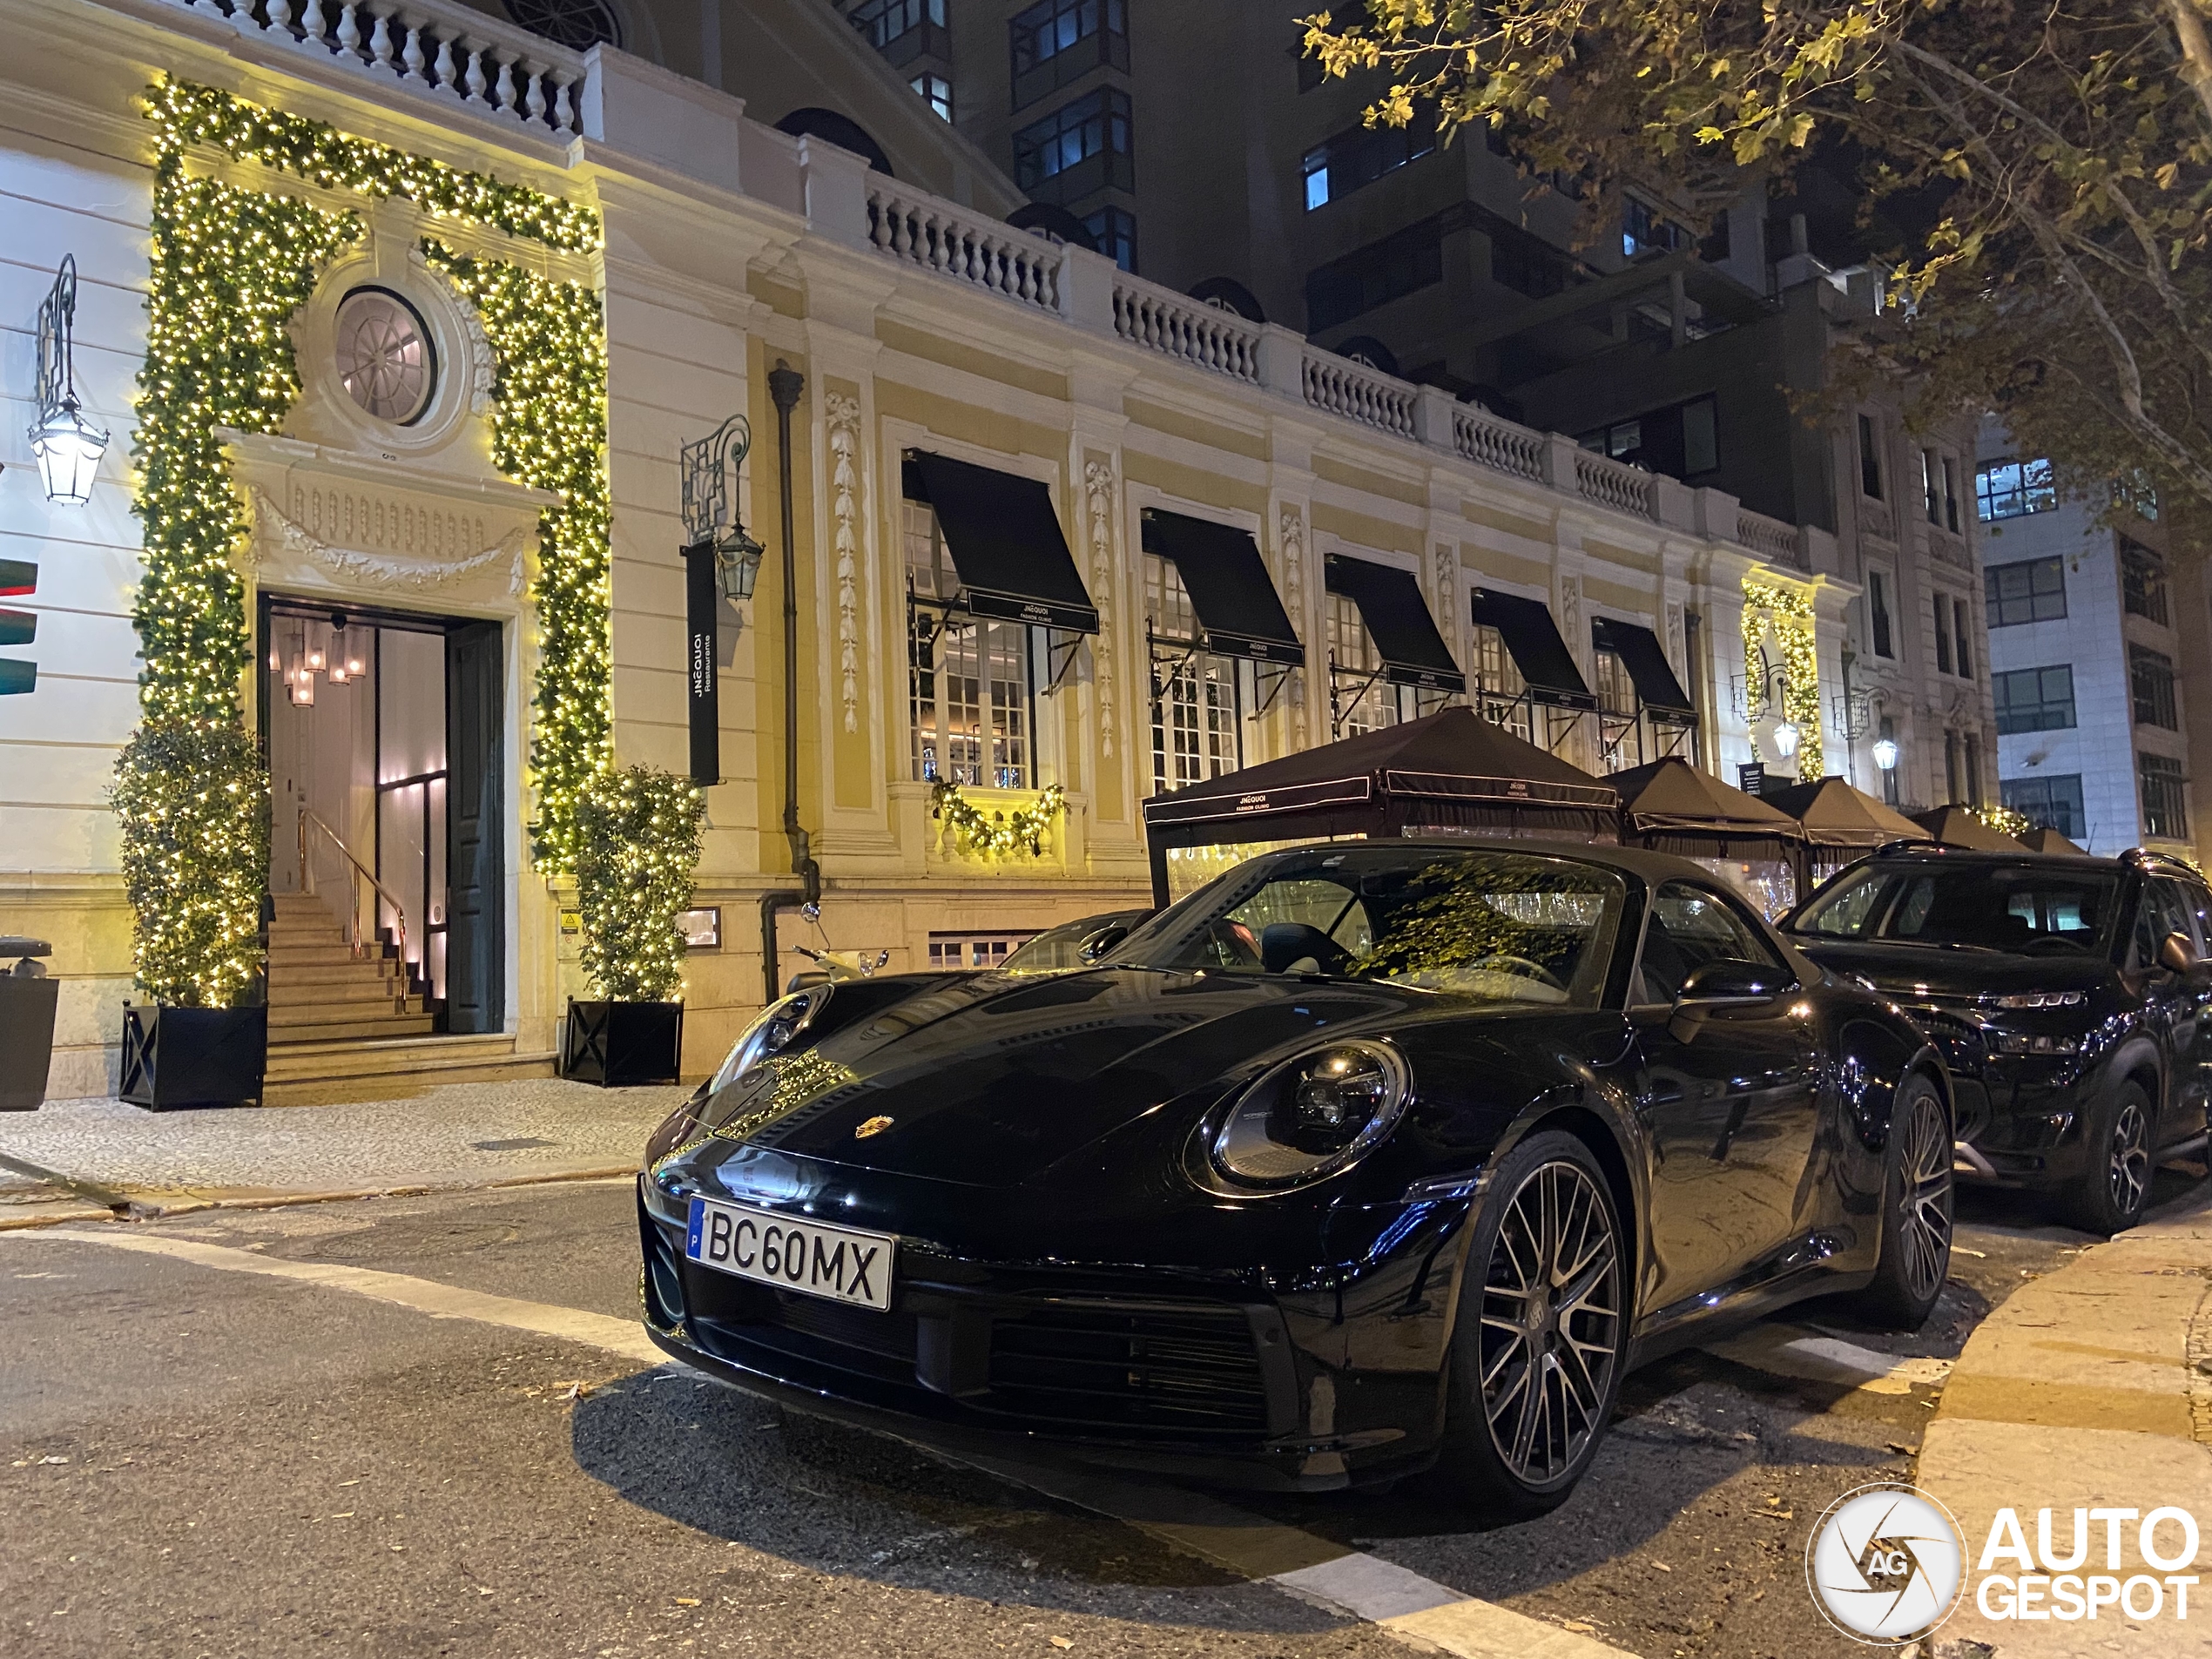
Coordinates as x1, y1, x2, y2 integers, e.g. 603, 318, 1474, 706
1873, 838, 1949, 856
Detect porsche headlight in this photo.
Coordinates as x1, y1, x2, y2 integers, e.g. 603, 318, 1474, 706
709, 984, 833, 1096
1208, 1040, 1411, 1191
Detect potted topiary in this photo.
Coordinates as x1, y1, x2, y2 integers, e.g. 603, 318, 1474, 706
110, 720, 271, 1109
561, 764, 705, 1087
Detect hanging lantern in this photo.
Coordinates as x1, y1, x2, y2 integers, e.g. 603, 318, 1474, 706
1872, 737, 1899, 772
28, 259, 109, 508
1772, 720, 1801, 759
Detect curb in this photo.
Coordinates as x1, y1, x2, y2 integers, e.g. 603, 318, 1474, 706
1918, 1197, 2212, 1656
0, 1163, 637, 1229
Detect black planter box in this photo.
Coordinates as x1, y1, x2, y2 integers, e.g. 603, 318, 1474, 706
119, 1004, 268, 1110
0, 976, 60, 1111
561, 998, 684, 1087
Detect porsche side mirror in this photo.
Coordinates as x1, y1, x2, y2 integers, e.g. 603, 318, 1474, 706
1076, 925, 1130, 964
2159, 931, 2212, 991
1676, 959, 1797, 1007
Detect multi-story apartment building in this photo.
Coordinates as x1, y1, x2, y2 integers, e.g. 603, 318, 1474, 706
3, 0, 1850, 1101
1976, 423, 2190, 855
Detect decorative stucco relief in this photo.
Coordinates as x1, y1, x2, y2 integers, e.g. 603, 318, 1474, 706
826, 393, 864, 734
251, 486, 527, 595
1083, 459, 1117, 759
1278, 505, 1309, 752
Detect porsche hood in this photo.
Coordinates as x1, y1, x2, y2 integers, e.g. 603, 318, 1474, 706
682, 968, 1435, 1189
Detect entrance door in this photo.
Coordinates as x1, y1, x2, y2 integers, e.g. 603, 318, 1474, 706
445, 622, 504, 1035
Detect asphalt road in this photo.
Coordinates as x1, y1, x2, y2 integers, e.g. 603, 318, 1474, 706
0, 1169, 2196, 1659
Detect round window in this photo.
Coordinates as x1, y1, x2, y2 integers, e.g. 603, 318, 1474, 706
334, 288, 436, 426
503, 0, 621, 51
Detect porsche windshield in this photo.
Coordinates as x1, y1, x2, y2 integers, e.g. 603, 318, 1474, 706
1792, 861, 2122, 954
1106, 847, 1624, 1006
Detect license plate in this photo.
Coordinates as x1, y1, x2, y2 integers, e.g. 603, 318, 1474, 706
684, 1196, 895, 1312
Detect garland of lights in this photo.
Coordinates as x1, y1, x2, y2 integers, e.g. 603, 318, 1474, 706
120, 78, 627, 1004
929, 780, 1068, 858
1968, 802, 2033, 839
147, 77, 600, 253
1740, 578, 1824, 779
575, 765, 705, 1002
420, 239, 611, 872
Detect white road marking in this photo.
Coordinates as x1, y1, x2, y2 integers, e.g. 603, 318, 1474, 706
16, 1225, 1636, 1658
1702, 1324, 1952, 1394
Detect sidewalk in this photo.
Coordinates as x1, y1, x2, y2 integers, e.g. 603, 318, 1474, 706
0, 1079, 688, 1222
1920, 1184, 2212, 1657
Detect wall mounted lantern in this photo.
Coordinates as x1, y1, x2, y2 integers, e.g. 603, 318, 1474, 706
1771, 718, 1801, 759
30, 257, 109, 508
1872, 736, 1900, 773
680, 413, 765, 601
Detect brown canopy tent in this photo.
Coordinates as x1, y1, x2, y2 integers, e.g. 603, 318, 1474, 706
2020, 826, 2088, 854
1140, 706, 1618, 906
1760, 776, 1926, 877
1609, 757, 1806, 915
1913, 805, 2029, 852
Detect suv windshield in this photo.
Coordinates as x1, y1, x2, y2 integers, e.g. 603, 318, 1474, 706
1791, 861, 2122, 955
1104, 846, 1625, 1007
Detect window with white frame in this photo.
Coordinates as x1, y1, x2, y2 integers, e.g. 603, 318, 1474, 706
1327, 592, 1398, 736
1145, 553, 1243, 796
1470, 623, 1532, 741
906, 500, 1035, 788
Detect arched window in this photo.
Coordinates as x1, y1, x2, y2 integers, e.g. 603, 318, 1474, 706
1186, 278, 1265, 323
502, 0, 621, 51
1332, 334, 1399, 375
1005, 203, 1100, 251
774, 109, 895, 177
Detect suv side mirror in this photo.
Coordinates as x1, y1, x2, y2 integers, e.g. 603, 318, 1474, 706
2158, 931, 2212, 991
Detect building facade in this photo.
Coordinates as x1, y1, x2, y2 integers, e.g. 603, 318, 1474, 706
1976, 422, 2189, 855
3, 0, 1854, 1103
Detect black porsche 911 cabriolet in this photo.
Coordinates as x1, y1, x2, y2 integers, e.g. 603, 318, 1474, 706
638, 840, 1952, 1513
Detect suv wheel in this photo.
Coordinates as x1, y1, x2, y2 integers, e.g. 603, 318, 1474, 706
2067, 1078, 2154, 1235
1850, 1072, 1953, 1328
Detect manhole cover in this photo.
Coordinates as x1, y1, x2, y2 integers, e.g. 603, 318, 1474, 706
470, 1136, 557, 1151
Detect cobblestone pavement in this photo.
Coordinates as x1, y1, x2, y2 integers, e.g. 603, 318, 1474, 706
0, 1081, 686, 1211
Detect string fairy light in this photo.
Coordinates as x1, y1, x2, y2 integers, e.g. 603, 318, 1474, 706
574, 765, 706, 1002
928, 780, 1068, 858
120, 76, 622, 1004
1740, 578, 1824, 779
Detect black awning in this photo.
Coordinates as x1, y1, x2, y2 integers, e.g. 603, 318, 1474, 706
1140, 509, 1304, 665
1324, 555, 1466, 694
1591, 617, 1694, 718
906, 451, 1099, 634
1469, 588, 1592, 708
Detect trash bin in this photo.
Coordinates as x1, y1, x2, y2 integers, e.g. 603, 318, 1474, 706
0, 937, 58, 1111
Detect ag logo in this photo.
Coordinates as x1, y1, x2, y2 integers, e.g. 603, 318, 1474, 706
1805, 1482, 1967, 1642
854, 1116, 894, 1140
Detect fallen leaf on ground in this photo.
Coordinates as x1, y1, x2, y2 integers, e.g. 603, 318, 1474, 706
1049, 1640, 1075, 1651
1652, 1561, 1672, 1572
1561, 1621, 1598, 1634
1886, 1441, 1916, 1455
675, 1598, 700, 1607
556, 1380, 594, 1402
1952, 1246, 1986, 1258
40, 1456, 69, 1466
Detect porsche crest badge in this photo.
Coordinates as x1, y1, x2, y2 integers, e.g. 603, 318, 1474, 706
855, 1116, 894, 1140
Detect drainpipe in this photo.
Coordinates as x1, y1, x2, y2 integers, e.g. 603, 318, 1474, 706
759, 359, 816, 1003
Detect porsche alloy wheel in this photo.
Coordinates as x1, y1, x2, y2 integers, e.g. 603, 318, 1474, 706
1898, 1086, 1954, 1305
1477, 1153, 1623, 1488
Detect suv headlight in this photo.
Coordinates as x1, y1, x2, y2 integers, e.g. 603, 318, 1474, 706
1979, 991, 2087, 1010
709, 984, 833, 1096
1206, 1040, 1412, 1191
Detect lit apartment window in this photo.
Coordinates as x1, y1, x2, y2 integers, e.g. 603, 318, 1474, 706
2002, 774, 2084, 840
1082, 205, 1137, 273
2122, 541, 2170, 625
910, 71, 953, 121
1992, 665, 2075, 735
906, 500, 1034, 788
1975, 458, 2055, 521
2131, 644, 2180, 730
1303, 112, 1436, 211
2141, 752, 2189, 840
1146, 553, 1242, 797
1858, 413, 1884, 500
1009, 0, 1128, 109
1868, 570, 1894, 658
1012, 88, 1133, 200
1985, 556, 2066, 626
1621, 197, 1681, 260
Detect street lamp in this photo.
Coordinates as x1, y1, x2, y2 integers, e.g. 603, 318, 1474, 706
1772, 720, 1801, 759
680, 414, 765, 600
29, 257, 109, 507
1872, 736, 1900, 773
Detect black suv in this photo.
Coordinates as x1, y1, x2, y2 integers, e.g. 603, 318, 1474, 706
1785, 845, 2212, 1233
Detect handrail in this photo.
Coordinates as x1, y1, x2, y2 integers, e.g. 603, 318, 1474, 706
298, 808, 408, 965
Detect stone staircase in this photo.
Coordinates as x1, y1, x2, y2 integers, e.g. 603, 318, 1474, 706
262, 893, 553, 1104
